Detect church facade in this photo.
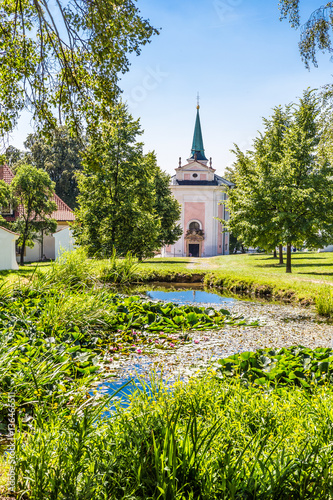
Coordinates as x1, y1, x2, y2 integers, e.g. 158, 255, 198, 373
162, 105, 233, 258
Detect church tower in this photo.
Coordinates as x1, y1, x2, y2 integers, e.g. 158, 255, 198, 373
162, 103, 233, 258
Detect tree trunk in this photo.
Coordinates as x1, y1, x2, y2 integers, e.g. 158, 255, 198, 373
286, 244, 292, 273
273, 249, 277, 258
20, 237, 26, 266
40, 229, 44, 261
279, 244, 283, 265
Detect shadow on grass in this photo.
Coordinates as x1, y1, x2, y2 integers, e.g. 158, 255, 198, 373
257, 261, 333, 269
254, 255, 326, 261
298, 271, 333, 277
0, 264, 40, 279
141, 260, 192, 265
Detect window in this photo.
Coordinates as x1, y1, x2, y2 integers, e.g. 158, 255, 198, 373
189, 221, 200, 231
192, 173, 198, 178
1, 204, 13, 216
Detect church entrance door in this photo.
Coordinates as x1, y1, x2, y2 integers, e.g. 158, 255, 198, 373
189, 244, 199, 257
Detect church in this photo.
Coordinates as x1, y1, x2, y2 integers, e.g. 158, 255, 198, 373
162, 104, 233, 258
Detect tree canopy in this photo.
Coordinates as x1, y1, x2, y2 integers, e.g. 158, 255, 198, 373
74, 104, 181, 260
23, 127, 83, 209
279, 1, 333, 67
225, 90, 333, 272
11, 164, 57, 264
0, 0, 158, 141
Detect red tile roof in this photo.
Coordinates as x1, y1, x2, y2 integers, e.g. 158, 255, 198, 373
0, 164, 75, 222
0, 164, 15, 184
52, 194, 75, 221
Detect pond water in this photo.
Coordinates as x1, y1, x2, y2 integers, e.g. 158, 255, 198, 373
97, 285, 239, 408
145, 289, 237, 306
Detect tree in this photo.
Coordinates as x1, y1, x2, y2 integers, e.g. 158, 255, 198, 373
0, 179, 11, 224
153, 169, 182, 248
74, 104, 181, 260
279, 1, 333, 68
23, 127, 83, 209
225, 104, 289, 264
0, 0, 158, 141
225, 90, 333, 273
10, 165, 57, 265
4, 146, 24, 169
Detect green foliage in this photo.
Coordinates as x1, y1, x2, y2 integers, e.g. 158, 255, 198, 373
226, 91, 333, 273
279, 1, 333, 68
10, 164, 57, 264
216, 346, 333, 388
153, 169, 182, 247
23, 126, 83, 209
9, 372, 333, 498
0, 179, 10, 224
0, 0, 158, 138
99, 248, 139, 284
316, 286, 333, 316
74, 104, 181, 259
45, 247, 95, 287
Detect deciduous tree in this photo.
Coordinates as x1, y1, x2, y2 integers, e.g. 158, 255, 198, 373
226, 91, 333, 273
0, 0, 158, 141
75, 104, 181, 260
10, 165, 57, 265
23, 127, 83, 209
279, 1, 333, 67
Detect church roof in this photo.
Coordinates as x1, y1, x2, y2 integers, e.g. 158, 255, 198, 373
0, 164, 75, 222
171, 173, 234, 187
190, 106, 208, 162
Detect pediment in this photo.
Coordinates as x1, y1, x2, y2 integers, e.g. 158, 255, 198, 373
176, 161, 215, 173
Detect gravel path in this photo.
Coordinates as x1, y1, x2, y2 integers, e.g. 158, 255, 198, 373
99, 299, 333, 387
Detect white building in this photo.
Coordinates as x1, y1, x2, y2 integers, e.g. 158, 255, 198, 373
0, 164, 75, 262
163, 105, 233, 258
54, 226, 75, 257
0, 226, 19, 270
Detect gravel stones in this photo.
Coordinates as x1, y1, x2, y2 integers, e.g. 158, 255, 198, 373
105, 299, 333, 384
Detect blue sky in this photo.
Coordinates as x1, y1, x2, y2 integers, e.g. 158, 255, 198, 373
11, 0, 333, 176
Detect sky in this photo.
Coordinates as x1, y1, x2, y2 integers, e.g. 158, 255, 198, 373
10, 0, 333, 177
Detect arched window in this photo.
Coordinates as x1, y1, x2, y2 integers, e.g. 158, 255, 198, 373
189, 221, 200, 231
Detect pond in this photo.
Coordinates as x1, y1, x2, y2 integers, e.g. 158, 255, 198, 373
145, 289, 237, 306
118, 282, 241, 307
97, 284, 240, 407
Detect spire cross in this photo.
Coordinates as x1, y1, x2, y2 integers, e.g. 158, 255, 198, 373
197, 92, 200, 109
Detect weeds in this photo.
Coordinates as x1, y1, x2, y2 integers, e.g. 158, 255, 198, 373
8, 373, 333, 499
99, 248, 139, 284
316, 286, 333, 317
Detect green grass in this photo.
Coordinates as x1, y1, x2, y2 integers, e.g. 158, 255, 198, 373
8, 372, 333, 499
139, 252, 333, 308
3, 250, 333, 312
2, 252, 333, 497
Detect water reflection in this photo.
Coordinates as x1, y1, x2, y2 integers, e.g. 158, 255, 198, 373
145, 289, 237, 306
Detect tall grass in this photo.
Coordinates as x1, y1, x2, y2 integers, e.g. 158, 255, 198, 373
7, 373, 333, 499
99, 248, 139, 284
316, 286, 333, 317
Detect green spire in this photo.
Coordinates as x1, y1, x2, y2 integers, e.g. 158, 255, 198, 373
191, 106, 208, 161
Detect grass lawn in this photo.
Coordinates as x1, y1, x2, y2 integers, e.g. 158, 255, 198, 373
138, 252, 333, 305
3, 251, 333, 306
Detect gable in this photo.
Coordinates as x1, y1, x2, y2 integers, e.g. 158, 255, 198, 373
177, 160, 214, 173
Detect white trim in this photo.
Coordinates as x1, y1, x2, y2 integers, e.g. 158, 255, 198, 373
188, 219, 202, 230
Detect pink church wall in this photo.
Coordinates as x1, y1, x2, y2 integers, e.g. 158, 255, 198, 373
184, 202, 205, 254
184, 174, 190, 180
200, 174, 207, 180
217, 204, 223, 255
